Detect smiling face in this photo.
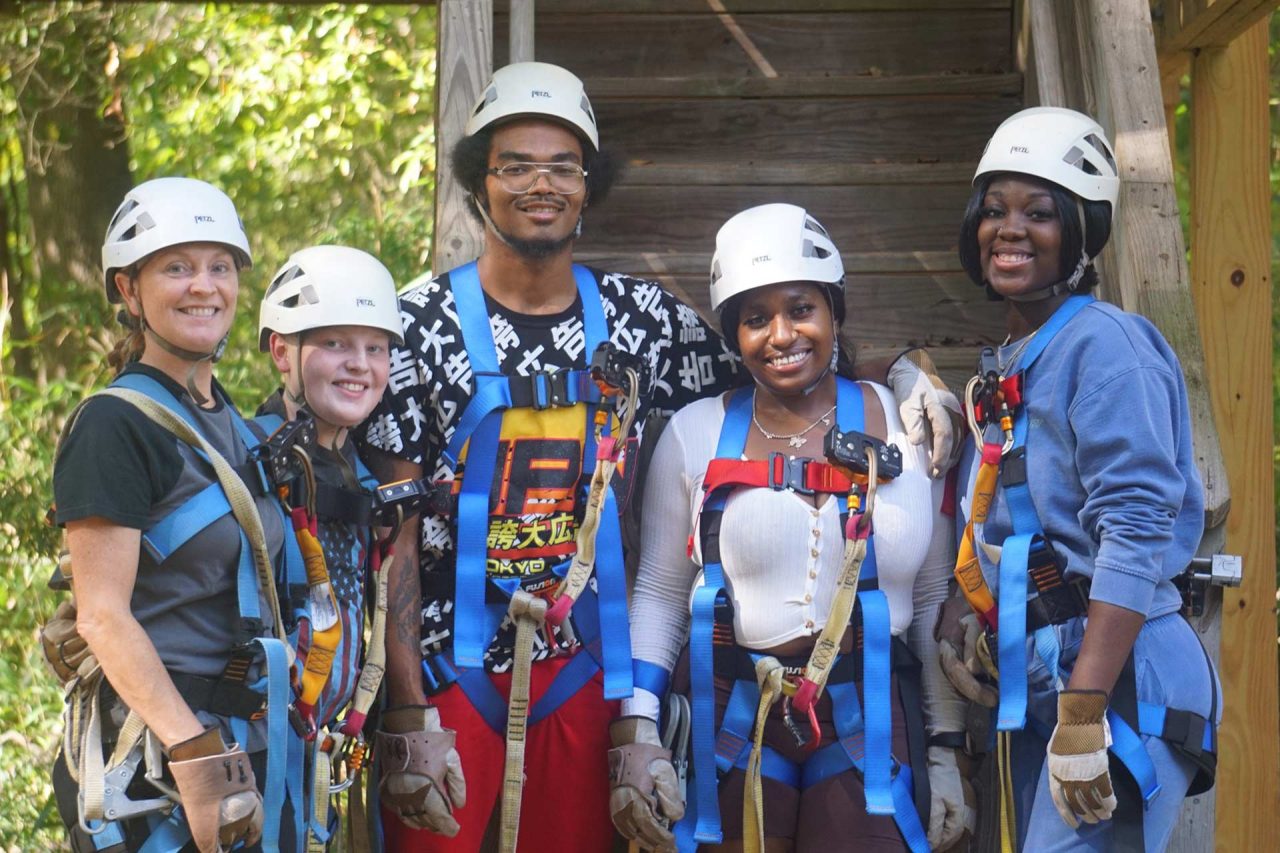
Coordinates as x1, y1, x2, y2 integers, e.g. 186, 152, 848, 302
977, 175, 1065, 301
481, 118, 586, 258
116, 243, 238, 370
270, 325, 391, 447
734, 281, 837, 398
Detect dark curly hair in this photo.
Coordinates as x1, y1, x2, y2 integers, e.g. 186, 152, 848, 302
451, 123, 621, 223
957, 173, 1112, 298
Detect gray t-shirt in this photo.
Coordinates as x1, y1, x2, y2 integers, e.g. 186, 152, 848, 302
54, 364, 285, 747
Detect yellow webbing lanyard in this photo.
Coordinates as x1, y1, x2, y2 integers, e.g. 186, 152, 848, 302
793, 446, 879, 708
500, 590, 548, 853
549, 368, 639, 618
744, 657, 787, 853
287, 448, 343, 729
954, 450, 1000, 622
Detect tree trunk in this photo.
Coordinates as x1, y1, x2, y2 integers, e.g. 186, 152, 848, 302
11, 8, 133, 385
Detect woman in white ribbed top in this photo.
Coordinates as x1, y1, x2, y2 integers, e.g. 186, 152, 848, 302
607, 204, 967, 853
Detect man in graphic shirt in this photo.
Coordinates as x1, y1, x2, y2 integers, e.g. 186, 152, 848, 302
360, 62, 960, 852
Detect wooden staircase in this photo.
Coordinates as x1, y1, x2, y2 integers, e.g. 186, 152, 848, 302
489, 0, 1019, 383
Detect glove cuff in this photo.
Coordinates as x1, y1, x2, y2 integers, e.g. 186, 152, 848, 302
1056, 689, 1108, 725
382, 704, 442, 734
610, 715, 662, 747
166, 726, 227, 761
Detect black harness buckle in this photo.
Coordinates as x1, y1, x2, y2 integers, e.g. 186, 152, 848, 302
1164, 710, 1208, 758
766, 452, 814, 495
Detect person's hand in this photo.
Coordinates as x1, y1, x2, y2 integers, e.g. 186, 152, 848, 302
166, 728, 263, 853
886, 354, 962, 478
935, 596, 998, 707
608, 716, 684, 852
376, 705, 466, 836
1047, 690, 1116, 828
926, 746, 968, 851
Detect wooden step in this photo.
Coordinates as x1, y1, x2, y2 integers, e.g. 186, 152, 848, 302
617, 161, 973, 186
593, 95, 1016, 168
578, 183, 975, 258
495, 9, 1013, 77
576, 250, 961, 275
585, 73, 1022, 99
498, 2, 1012, 12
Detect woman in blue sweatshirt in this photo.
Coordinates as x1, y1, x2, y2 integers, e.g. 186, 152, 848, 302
951, 107, 1220, 851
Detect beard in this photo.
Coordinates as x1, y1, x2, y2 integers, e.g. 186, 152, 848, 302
502, 229, 575, 260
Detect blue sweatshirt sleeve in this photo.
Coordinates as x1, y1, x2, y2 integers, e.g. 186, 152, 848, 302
1069, 362, 1187, 615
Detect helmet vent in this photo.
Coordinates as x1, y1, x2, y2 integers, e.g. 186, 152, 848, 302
119, 211, 156, 242
1083, 133, 1117, 172
710, 258, 722, 286
802, 238, 831, 260
804, 215, 830, 239
265, 263, 306, 298
107, 199, 139, 234
580, 94, 596, 124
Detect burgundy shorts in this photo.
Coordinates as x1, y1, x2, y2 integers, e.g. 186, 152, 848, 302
709, 672, 914, 851
381, 653, 619, 853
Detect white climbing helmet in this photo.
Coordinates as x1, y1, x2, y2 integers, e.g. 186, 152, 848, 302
101, 177, 252, 302
258, 245, 403, 351
973, 107, 1120, 208
709, 203, 844, 313
465, 61, 599, 151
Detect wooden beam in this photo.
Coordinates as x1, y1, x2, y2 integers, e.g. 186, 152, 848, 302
1027, 0, 1067, 106
1080, 0, 1229, 524
1189, 18, 1279, 850
582, 73, 1024, 99
509, 0, 534, 62
431, 0, 491, 274
1158, 0, 1279, 57
618, 161, 974, 186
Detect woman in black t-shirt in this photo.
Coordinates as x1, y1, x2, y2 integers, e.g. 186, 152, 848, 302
50, 178, 283, 853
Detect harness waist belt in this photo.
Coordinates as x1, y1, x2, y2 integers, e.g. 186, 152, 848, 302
715, 644, 861, 686
169, 670, 266, 719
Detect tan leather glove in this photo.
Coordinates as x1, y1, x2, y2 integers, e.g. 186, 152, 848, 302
376, 705, 466, 836
166, 727, 263, 853
934, 596, 998, 708
608, 716, 684, 853
1047, 690, 1116, 828
887, 354, 962, 478
40, 599, 93, 683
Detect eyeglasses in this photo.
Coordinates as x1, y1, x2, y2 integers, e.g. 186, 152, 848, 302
487, 162, 589, 195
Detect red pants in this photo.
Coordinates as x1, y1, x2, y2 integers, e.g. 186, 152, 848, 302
382, 654, 619, 852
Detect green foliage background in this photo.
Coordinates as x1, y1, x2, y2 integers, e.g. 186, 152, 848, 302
0, 4, 436, 846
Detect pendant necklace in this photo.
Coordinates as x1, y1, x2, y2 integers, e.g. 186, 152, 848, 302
751, 398, 836, 449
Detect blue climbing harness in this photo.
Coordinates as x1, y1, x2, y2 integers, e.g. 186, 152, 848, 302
429, 261, 633, 731
672, 378, 928, 851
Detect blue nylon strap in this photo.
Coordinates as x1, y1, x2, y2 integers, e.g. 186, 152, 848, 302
714, 678, 758, 775
1106, 709, 1163, 804
594, 484, 633, 699
87, 818, 127, 850
858, 589, 894, 814
257, 636, 292, 853
687, 388, 754, 845
142, 482, 231, 563
1136, 702, 1215, 753
452, 407, 505, 669
530, 650, 600, 725
136, 813, 190, 852
633, 659, 672, 699
997, 533, 1033, 730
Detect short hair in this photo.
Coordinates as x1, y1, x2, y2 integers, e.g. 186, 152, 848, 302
957, 173, 1112, 297
450, 124, 620, 223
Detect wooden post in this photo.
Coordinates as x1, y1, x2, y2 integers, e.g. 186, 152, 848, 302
510, 0, 535, 63
1189, 18, 1279, 850
1082, 0, 1229, 522
432, 0, 492, 274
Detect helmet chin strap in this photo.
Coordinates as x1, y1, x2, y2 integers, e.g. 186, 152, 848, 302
133, 311, 227, 407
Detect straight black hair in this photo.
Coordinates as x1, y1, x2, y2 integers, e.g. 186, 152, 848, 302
957, 173, 1111, 297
